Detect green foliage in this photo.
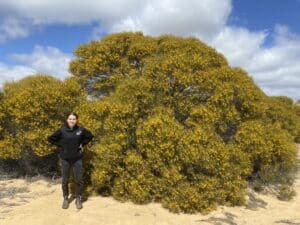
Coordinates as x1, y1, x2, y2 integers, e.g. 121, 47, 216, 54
70, 100, 107, 196
0, 74, 85, 174
265, 96, 300, 142
277, 184, 296, 201
294, 101, 300, 143
234, 120, 298, 185
70, 32, 299, 213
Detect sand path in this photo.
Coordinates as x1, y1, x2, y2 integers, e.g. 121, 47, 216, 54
0, 145, 299, 225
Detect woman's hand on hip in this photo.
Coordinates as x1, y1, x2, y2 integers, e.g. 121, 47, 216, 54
79, 144, 83, 153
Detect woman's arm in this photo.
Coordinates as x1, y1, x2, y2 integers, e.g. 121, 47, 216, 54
81, 127, 94, 147
47, 128, 62, 146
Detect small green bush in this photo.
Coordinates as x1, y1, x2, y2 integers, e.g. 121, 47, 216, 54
277, 184, 296, 201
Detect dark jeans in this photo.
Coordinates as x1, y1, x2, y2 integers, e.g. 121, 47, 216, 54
61, 158, 83, 198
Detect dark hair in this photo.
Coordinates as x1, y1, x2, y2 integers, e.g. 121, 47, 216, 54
66, 111, 79, 120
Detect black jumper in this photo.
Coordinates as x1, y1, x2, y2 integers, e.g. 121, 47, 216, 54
47, 122, 94, 198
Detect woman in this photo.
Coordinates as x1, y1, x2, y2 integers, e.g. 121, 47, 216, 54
47, 112, 94, 209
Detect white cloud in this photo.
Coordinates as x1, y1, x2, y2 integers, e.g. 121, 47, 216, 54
0, 17, 30, 43
0, 0, 144, 42
0, 63, 34, 86
210, 25, 300, 100
209, 26, 268, 69
10, 45, 72, 78
0, 45, 72, 88
0, 0, 231, 41
0, 0, 143, 25
107, 0, 231, 40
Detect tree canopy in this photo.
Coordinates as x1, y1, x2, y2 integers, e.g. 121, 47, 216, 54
69, 32, 299, 213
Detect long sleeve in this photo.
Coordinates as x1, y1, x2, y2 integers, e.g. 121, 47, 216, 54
81, 127, 94, 146
47, 128, 62, 146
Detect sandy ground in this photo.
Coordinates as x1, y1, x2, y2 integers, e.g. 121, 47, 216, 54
0, 145, 299, 225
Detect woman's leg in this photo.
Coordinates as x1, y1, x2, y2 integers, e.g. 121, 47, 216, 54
73, 158, 84, 198
61, 159, 71, 198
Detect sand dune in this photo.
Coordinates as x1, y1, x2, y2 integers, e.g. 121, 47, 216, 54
1, 146, 299, 225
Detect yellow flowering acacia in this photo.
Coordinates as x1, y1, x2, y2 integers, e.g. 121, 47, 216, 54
69, 100, 109, 195
70, 32, 298, 213
265, 96, 300, 142
0, 74, 85, 174
296, 101, 300, 142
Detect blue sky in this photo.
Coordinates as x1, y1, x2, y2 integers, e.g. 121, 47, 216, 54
231, 0, 300, 32
0, 0, 299, 100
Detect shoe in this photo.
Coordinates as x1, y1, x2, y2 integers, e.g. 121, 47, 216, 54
62, 196, 69, 209
75, 196, 83, 209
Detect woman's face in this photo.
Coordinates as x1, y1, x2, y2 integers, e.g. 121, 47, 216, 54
66, 115, 77, 128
